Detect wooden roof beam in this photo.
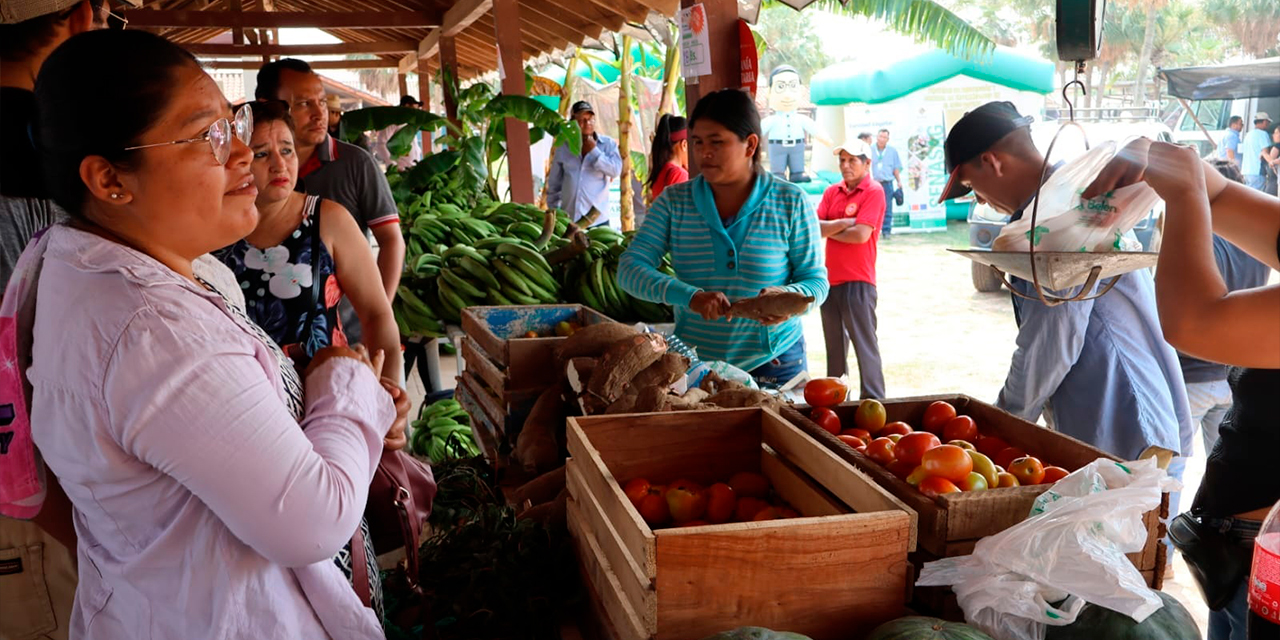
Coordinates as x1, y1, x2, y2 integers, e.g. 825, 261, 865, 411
473, 14, 560, 55
537, 0, 617, 34
185, 41, 417, 56
416, 0, 492, 60
124, 9, 439, 29
201, 59, 400, 69
508, 4, 582, 47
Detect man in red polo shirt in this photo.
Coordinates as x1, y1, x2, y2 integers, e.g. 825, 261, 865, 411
816, 139, 886, 399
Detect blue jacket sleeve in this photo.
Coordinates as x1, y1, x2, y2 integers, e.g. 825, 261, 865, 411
780, 192, 829, 307
618, 195, 701, 307
996, 278, 1094, 422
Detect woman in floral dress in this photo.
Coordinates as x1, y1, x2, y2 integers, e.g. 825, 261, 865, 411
216, 100, 402, 382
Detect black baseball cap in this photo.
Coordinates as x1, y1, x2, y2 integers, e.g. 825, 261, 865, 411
571, 101, 594, 116
399, 95, 423, 107
938, 101, 1035, 203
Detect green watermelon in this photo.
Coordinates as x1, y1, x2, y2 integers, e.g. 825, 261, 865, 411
698, 628, 811, 640
1044, 591, 1200, 640
865, 617, 994, 640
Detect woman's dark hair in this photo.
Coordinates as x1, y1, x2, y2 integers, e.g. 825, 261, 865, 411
688, 89, 763, 165
247, 99, 297, 136
34, 29, 198, 219
646, 114, 687, 189
1208, 158, 1244, 184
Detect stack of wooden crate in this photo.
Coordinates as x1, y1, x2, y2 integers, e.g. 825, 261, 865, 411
455, 304, 613, 463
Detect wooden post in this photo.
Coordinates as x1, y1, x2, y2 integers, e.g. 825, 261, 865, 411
681, 0, 740, 178
493, 0, 535, 204
619, 35, 635, 231
439, 36, 460, 123
418, 68, 433, 154
397, 73, 409, 99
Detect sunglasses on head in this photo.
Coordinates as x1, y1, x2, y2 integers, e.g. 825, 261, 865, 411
122, 104, 253, 165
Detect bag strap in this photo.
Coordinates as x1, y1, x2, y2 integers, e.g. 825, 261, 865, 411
385, 451, 422, 582
350, 525, 372, 608
303, 195, 323, 344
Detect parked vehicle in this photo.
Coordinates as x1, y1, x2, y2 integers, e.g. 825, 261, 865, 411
964, 119, 1171, 292
1160, 58, 1280, 158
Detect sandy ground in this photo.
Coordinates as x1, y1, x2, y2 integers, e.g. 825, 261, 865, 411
409, 220, 1212, 635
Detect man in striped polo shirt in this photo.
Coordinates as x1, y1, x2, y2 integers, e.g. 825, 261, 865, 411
816, 139, 886, 399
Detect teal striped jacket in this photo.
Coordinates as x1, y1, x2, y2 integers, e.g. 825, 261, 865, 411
618, 171, 828, 371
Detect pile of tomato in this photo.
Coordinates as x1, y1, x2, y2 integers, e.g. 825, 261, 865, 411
621, 471, 799, 529
803, 379, 1068, 498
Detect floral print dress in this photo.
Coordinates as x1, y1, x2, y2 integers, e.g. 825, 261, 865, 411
212, 196, 383, 620
215, 195, 346, 366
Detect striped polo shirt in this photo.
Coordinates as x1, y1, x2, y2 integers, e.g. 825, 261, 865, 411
618, 170, 828, 371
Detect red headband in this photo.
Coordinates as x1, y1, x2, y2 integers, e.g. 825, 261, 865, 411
670, 129, 688, 142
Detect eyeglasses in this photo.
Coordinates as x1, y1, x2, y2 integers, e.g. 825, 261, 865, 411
122, 104, 253, 165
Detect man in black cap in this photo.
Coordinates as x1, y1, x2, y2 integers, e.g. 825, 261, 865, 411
939, 101, 1189, 465
547, 100, 623, 226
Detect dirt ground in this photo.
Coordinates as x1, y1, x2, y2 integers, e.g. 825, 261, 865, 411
415, 220, 1212, 635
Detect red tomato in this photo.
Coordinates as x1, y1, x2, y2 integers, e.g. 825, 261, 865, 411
887, 459, 917, 480
994, 446, 1028, 470
1008, 456, 1046, 486
919, 476, 962, 498
921, 444, 974, 483
865, 437, 896, 466
810, 406, 842, 435
1041, 466, 1070, 484
894, 432, 942, 467
841, 428, 872, 444
921, 401, 957, 434
881, 421, 914, 436
942, 416, 978, 442
976, 435, 1011, 457
854, 399, 887, 434
804, 378, 848, 408
837, 434, 866, 449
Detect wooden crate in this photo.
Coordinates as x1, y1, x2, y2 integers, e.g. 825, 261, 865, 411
566, 408, 918, 640
782, 396, 1167, 587
461, 304, 614, 394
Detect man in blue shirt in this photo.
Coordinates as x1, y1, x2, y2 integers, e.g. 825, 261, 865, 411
1219, 115, 1243, 165
1240, 112, 1272, 190
939, 102, 1190, 462
547, 101, 623, 226
871, 129, 903, 236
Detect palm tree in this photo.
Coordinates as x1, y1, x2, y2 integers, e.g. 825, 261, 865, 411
1203, 0, 1280, 57
765, 0, 994, 60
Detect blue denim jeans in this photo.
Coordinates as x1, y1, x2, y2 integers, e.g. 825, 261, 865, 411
749, 335, 807, 389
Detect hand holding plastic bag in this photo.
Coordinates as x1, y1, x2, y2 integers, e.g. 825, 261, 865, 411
915, 458, 1179, 640
992, 142, 1161, 253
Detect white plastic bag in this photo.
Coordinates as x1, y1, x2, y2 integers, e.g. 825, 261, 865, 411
915, 458, 1180, 640
993, 142, 1161, 253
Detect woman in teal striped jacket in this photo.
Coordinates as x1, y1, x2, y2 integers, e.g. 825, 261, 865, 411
619, 89, 828, 388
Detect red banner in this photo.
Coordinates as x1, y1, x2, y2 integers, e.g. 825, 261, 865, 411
738, 19, 759, 97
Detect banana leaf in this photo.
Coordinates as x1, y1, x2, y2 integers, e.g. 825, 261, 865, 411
398, 150, 461, 192
338, 107, 452, 159
482, 95, 581, 155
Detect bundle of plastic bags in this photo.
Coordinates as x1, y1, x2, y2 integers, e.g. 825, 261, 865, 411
993, 142, 1161, 253
916, 458, 1179, 640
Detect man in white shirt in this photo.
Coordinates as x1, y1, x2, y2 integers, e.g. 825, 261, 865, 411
547, 101, 623, 226
760, 65, 830, 183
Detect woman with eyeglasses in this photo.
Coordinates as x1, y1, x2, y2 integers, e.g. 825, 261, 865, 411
19, 30, 403, 639
214, 100, 404, 388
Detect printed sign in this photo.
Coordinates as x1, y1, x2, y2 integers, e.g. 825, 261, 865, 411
738, 19, 759, 97
680, 4, 712, 78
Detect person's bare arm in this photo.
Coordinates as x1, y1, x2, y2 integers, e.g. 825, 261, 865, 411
830, 223, 876, 244
1086, 137, 1280, 270
819, 218, 858, 237
323, 200, 404, 382
1146, 142, 1280, 368
369, 223, 405, 303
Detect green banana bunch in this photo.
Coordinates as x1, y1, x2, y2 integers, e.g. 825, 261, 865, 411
409, 399, 481, 463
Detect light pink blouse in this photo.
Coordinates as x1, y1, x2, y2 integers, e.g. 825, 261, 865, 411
29, 225, 393, 639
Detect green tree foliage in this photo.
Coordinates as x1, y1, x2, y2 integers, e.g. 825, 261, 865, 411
1203, 0, 1280, 57
757, 5, 837, 81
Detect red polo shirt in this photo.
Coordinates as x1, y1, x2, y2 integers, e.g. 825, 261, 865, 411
816, 175, 885, 286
